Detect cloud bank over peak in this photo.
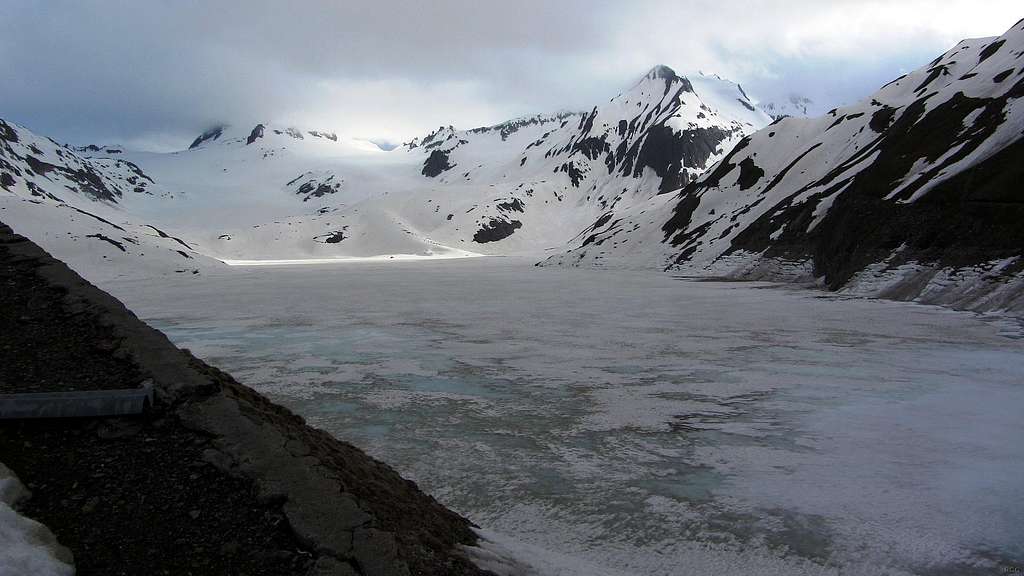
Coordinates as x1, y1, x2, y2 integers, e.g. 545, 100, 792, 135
1, 0, 1020, 150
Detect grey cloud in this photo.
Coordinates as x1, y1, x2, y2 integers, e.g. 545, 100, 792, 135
1, 1, 1020, 149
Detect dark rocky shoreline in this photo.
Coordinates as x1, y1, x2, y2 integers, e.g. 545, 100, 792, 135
0, 221, 491, 576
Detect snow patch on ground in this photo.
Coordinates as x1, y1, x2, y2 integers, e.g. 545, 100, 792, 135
222, 249, 483, 266
0, 462, 74, 576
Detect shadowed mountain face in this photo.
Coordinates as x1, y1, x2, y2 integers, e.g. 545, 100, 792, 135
0, 119, 151, 203
544, 20, 1024, 315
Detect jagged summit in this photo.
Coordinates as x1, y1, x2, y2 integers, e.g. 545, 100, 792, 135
246, 124, 265, 145
630, 64, 697, 97
646, 64, 678, 81
181, 123, 351, 152
401, 125, 457, 151
188, 125, 226, 150
71, 143, 125, 155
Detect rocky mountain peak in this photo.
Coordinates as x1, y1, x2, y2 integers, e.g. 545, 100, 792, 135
646, 64, 678, 81
188, 125, 226, 150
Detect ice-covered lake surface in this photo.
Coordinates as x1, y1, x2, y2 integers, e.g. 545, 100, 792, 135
105, 258, 1024, 576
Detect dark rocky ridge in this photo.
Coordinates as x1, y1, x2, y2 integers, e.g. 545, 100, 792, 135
247, 123, 266, 145
0, 221, 491, 576
467, 112, 580, 141
287, 172, 343, 202
189, 126, 225, 150
646, 64, 679, 81
422, 149, 455, 177
473, 218, 522, 243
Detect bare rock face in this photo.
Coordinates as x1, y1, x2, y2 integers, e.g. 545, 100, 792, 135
189, 125, 225, 149
421, 149, 454, 177
285, 172, 343, 202
246, 124, 266, 145
473, 218, 522, 243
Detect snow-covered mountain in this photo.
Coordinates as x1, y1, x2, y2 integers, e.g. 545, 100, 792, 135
543, 20, 1024, 314
7, 23, 1021, 316
405, 67, 767, 193
24, 66, 767, 265
340, 65, 771, 252
0, 119, 220, 280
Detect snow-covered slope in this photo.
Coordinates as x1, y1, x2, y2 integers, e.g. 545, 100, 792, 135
0, 119, 222, 281
50, 67, 769, 264
346, 65, 771, 254
758, 94, 815, 120
404, 67, 768, 195
544, 21, 1024, 315
73, 122, 490, 261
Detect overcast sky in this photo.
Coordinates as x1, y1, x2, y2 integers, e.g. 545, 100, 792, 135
1, 1, 1020, 150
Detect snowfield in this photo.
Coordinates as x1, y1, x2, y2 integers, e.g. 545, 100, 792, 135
105, 258, 1024, 576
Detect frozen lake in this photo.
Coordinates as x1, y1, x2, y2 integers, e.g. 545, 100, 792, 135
105, 258, 1024, 576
